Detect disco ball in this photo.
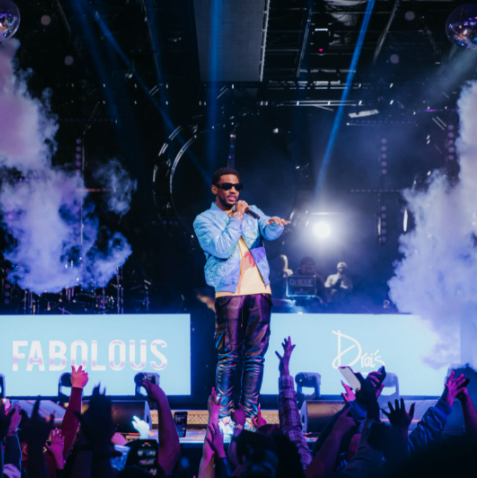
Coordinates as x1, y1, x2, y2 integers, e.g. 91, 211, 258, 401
446, 4, 477, 50
0, 0, 20, 42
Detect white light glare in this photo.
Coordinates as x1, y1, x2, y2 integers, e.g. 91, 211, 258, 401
313, 222, 331, 239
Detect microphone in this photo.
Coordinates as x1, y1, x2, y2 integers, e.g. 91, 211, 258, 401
246, 209, 260, 219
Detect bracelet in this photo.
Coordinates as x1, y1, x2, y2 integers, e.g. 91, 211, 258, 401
231, 212, 244, 221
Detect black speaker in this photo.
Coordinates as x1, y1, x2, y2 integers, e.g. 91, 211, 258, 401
300, 400, 345, 433
82, 400, 151, 434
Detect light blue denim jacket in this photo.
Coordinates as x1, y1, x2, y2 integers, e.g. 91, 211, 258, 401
193, 203, 284, 293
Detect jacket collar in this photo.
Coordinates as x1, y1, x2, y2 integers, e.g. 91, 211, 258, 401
211, 202, 234, 214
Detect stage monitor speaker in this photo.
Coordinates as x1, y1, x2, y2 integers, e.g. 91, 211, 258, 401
300, 400, 344, 434
82, 400, 151, 434
301, 398, 465, 434
381, 399, 464, 433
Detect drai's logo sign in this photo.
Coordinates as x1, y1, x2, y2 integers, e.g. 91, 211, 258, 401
331, 330, 385, 369
12, 340, 168, 372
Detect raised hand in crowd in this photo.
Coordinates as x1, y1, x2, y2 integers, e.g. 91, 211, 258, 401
341, 381, 356, 403
457, 382, 477, 437
205, 422, 226, 459
368, 398, 414, 467
76, 385, 114, 478
355, 366, 386, 420
276, 337, 312, 470
275, 336, 296, 376
205, 422, 232, 477
199, 387, 222, 478
382, 398, 415, 431
367, 367, 386, 395
228, 403, 247, 470
0, 400, 15, 442
142, 378, 180, 476
207, 386, 221, 426
23, 400, 55, 478
78, 386, 114, 455
2, 402, 22, 478
306, 408, 356, 478
333, 407, 358, 437
132, 415, 150, 439
71, 365, 89, 389
45, 428, 65, 471
341, 378, 384, 404
5, 402, 22, 437
441, 371, 468, 408
252, 404, 267, 429
60, 365, 89, 466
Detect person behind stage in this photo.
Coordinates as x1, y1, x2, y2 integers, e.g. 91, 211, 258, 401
270, 254, 293, 299
193, 167, 290, 434
325, 261, 353, 304
296, 256, 326, 302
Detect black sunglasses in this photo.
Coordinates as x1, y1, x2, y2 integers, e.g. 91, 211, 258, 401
215, 182, 244, 191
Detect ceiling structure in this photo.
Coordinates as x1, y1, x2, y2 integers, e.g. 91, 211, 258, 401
15, 1, 475, 123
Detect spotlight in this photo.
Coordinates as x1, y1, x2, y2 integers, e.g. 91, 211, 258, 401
313, 221, 331, 239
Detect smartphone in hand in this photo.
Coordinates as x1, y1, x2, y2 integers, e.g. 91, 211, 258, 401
174, 411, 188, 438
339, 366, 361, 391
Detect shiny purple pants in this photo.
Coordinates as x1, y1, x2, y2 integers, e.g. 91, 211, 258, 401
214, 293, 272, 418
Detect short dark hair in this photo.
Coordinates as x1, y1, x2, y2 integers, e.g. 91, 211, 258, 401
212, 167, 240, 185
301, 256, 315, 266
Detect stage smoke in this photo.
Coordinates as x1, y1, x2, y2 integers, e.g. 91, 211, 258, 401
389, 81, 477, 369
0, 39, 133, 294
92, 158, 137, 215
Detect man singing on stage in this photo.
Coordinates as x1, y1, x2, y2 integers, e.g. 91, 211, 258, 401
194, 167, 289, 433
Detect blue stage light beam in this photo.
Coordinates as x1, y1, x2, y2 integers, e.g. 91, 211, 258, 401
143, 0, 173, 136
92, 11, 176, 134
92, 3, 209, 182
72, 0, 119, 120
313, 0, 376, 202
206, 0, 223, 170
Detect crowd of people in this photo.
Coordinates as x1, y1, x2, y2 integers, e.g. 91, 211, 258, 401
1, 339, 476, 478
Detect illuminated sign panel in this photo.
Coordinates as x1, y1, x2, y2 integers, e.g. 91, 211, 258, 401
262, 314, 453, 396
0, 314, 191, 396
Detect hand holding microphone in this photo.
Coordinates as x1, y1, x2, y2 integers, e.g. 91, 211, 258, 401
235, 200, 259, 219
